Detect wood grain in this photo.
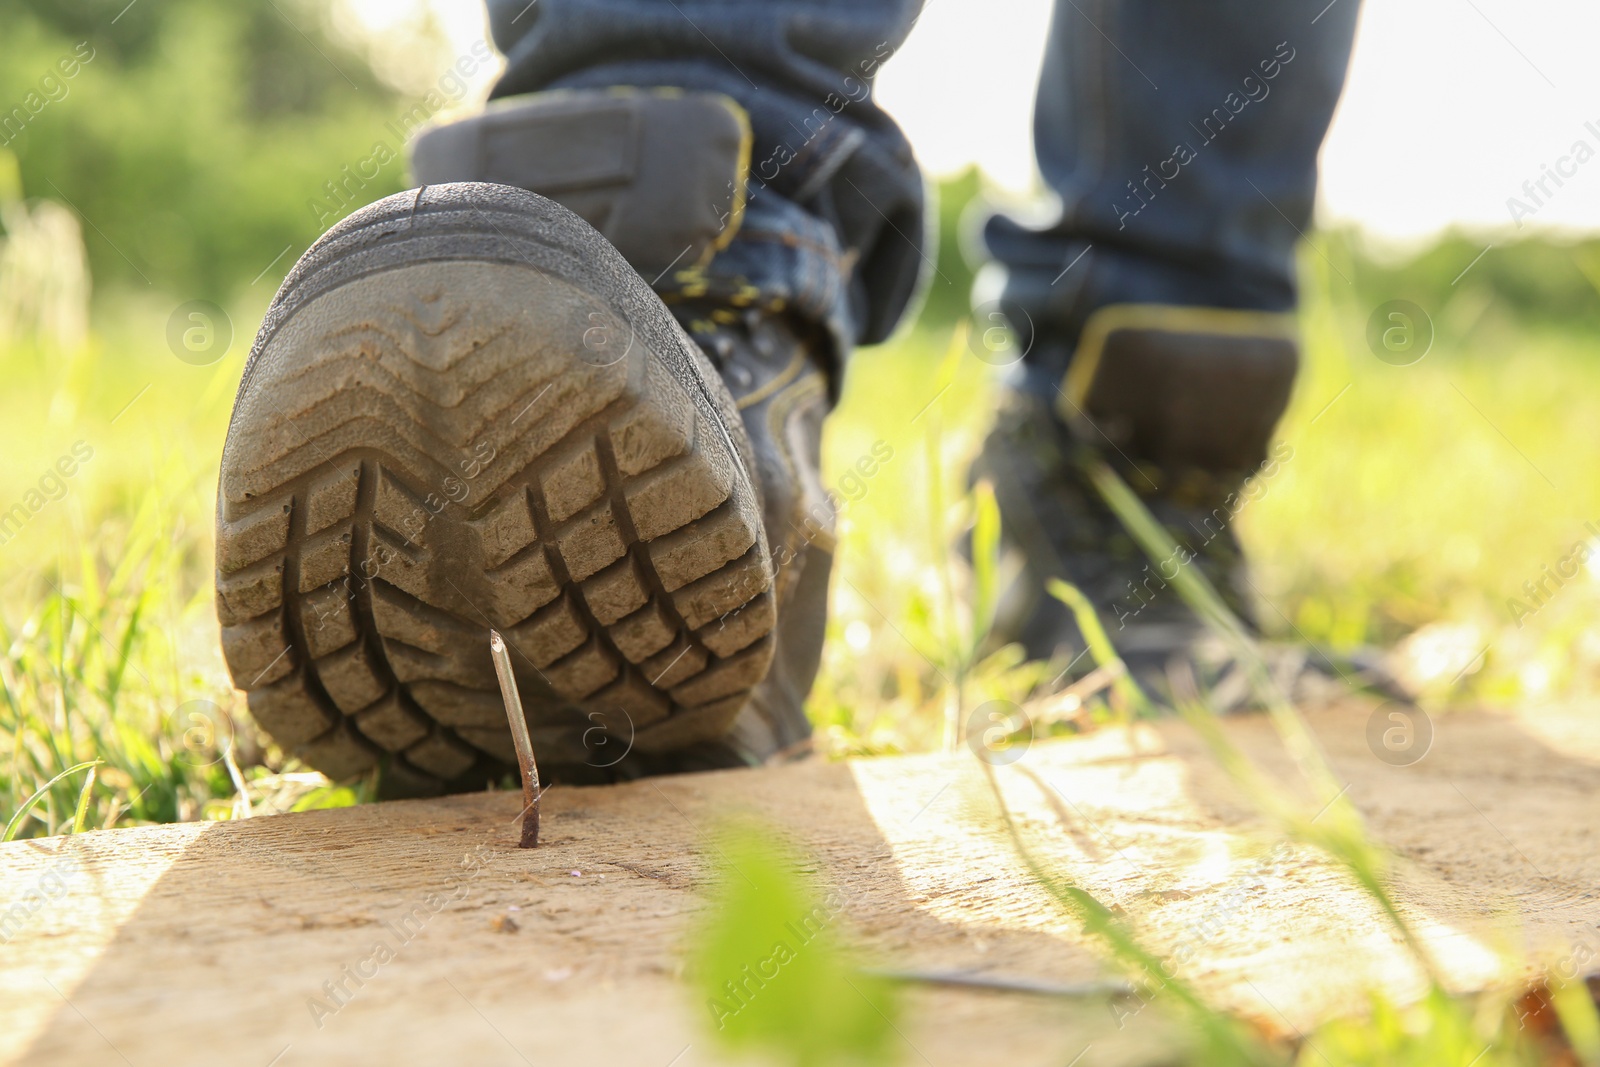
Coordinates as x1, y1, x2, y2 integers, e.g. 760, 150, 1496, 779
3, 702, 1596, 1066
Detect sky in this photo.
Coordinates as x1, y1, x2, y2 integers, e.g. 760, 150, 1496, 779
345, 0, 1600, 243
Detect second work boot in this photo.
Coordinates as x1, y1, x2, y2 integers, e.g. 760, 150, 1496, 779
977, 303, 1387, 706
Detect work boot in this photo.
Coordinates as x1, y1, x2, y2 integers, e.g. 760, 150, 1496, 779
413, 89, 836, 774
219, 86, 840, 792
216, 180, 806, 794
976, 304, 1394, 707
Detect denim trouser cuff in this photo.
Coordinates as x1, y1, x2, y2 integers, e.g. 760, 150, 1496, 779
494, 51, 927, 365
656, 194, 858, 381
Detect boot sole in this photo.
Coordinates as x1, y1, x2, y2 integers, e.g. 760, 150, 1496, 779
216, 184, 777, 793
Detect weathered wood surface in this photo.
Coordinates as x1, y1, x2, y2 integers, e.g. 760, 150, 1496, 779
2, 702, 1596, 1066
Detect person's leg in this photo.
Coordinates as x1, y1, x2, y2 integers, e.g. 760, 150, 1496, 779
984, 0, 1362, 373
976, 0, 1365, 690
482, 0, 929, 361
459, 0, 934, 766
242, 0, 932, 786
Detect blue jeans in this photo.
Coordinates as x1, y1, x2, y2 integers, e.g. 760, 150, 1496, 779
485, 0, 1360, 374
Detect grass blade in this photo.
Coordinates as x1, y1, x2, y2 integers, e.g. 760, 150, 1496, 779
1078, 455, 1342, 801
976, 760, 1270, 1064
970, 478, 1001, 649
1077, 452, 1442, 984
72, 762, 98, 834
1046, 578, 1156, 718
4, 759, 101, 841
1551, 975, 1600, 1067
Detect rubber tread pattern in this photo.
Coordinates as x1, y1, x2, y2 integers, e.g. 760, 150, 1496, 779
217, 184, 776, 789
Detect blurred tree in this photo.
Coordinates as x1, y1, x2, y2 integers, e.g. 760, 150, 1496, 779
12, 0, 392, 116
6, 0, 1600, 336
0, 149, 90, 351
1, 0, 408, 301
1329, 228, 1600, 335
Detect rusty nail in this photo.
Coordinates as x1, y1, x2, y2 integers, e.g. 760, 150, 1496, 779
489, 629, 540, 847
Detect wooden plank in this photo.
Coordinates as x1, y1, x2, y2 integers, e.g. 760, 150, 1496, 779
2, 702, 1596, 1066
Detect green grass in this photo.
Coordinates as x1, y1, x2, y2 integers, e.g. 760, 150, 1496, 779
7, 179, 1598, 833
1255, 251, 1600, 699
0, 290, 369, 836
807, 238, 1600, 1062
4, 186, 1600, 1060
5, 230, 1598, 820
5, 3, 1596, 1058
813, 242, 1600, 756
